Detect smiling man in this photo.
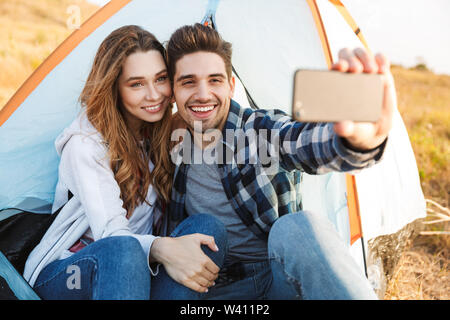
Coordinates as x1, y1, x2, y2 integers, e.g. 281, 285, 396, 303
157, 23, 395, 300
173, 51, 234, 134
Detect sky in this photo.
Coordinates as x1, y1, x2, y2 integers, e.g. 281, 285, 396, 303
342, 0, 450, 75
87, 0, 450, 75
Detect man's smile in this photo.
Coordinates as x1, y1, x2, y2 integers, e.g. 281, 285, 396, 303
188, 103, 218, 119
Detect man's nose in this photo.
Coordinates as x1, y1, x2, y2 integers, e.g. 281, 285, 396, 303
195, 81, 211, 101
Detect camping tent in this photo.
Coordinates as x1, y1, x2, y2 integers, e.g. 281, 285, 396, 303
0, 0, 426, 298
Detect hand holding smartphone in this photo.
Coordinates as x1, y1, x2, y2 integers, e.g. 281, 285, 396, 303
292, 69, 384, 123
292, 48, 395, 151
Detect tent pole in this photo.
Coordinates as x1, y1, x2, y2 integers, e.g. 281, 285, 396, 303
308, 0, 369, 278
360, 236, 368, 278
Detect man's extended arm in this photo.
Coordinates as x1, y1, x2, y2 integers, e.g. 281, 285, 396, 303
253, 48, 395, 174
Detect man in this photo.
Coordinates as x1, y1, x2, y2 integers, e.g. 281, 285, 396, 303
152, 23, 395, 299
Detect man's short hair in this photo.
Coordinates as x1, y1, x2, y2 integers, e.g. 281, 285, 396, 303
167, 23, 233, 82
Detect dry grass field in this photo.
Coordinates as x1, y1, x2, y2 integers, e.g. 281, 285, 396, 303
0, 0, 448, 300
0, 0, 99, 108
383, 66, 449, 300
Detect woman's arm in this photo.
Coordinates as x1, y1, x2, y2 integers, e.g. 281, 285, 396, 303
61, 134, 218, 292
59, 134, 158, 261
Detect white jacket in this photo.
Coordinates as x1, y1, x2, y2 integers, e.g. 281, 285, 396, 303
23, 112, 159, 287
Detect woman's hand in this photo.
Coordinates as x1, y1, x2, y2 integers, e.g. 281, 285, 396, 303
150, 234, 220, 293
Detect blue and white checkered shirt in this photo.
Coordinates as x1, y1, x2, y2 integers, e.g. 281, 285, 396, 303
162, 100, 386, 239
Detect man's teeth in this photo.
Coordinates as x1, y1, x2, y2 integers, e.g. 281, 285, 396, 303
191, 106, 215, 112
145, 105, 160, 111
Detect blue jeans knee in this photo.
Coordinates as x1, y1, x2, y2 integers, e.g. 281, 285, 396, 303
171, 213, 228, 262
150, 214, 228, 300
268, 211, 332, 257
92, 236, 150, 274
34, 236, 151, 300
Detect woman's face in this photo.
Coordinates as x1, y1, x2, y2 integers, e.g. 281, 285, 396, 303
118, 50, 172, 135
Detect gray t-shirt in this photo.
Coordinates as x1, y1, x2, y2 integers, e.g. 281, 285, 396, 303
185, 143, 268, 265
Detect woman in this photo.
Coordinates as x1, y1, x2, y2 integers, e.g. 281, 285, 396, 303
23, 25, 227, 300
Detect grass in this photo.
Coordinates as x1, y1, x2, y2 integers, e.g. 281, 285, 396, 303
384, 238, 448, 300
0, 0, 448, 300
0, 0, 99, 109
392, 65, 450, 207
383, 66, 450, 300
384, 198, 449, 299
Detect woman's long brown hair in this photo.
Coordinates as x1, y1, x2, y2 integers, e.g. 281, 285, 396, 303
79, 25, 173, 217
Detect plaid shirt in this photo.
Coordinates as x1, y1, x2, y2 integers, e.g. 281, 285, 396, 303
161, 100, 386, 239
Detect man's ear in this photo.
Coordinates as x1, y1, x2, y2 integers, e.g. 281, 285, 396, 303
229, 76, 236, 98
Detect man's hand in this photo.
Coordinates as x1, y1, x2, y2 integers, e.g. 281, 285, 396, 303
331, 48, 397, 150
150, 234, 220, 293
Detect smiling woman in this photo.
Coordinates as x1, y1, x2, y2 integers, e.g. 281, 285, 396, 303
80, 25, 174, 210
23, 25, 177, 299
21, 25, 229, 300
118, 50, 172, 138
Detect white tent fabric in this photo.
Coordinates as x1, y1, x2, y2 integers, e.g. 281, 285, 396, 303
316, 0, 426, 239
0, 0, 426, 269
355, 110, 426, 240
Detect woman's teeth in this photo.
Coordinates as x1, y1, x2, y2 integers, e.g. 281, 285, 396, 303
144, 105, 160, 111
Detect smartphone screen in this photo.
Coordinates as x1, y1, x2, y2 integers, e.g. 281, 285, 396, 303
292, 69, 384, 122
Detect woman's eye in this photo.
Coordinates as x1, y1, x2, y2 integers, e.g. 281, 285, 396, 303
157, 75, 168, 82
131, 82, 143, 88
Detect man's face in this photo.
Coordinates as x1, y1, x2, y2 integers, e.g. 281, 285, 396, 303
173, 51, 235, 133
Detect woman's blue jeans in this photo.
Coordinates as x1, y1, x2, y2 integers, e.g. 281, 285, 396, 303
33, 214, 227, 300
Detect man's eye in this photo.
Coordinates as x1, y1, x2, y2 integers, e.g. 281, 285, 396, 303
182, 80, 193, 86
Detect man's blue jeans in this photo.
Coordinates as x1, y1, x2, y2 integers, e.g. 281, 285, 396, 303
33, 214, 227, 300
204, 211, 378, 300
150, 213, 228, 300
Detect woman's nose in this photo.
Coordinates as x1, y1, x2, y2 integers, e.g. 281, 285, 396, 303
145, 84, 160, 101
